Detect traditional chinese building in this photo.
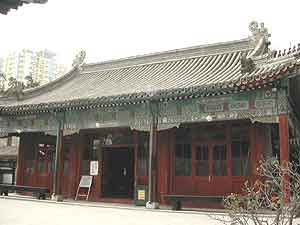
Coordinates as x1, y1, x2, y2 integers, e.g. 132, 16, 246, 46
0, 21, 299, 207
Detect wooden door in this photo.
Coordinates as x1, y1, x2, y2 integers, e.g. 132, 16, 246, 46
102, 149, 111, 196
61, 143, 71, 196
193, 142, 228, 195
210, 143, 228, 195
102, 148, 134, 197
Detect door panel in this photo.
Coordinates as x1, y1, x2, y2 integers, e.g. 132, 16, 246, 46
195, 144, 209, 176
193, 142, 229, 195
102, 149, 111, 195
212, 144, 227, 176
102, 148, 134, 198
61, 143, 71, 196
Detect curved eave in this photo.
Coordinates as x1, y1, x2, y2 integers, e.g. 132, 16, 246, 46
0, 67, 79, 103
1, 61, 297, 116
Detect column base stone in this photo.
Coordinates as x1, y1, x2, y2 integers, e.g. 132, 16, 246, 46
51, 194, 64, 202
146, 201, 160, 209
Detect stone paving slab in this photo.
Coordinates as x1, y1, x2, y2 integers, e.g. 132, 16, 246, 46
0, 197, 222, 225
1, 195, 300, 225
0, 194, 227, 214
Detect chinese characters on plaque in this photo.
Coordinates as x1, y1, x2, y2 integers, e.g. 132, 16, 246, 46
90, 161, 99, 176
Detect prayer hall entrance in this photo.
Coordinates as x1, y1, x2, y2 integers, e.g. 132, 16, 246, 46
102, 147, 134, 198
192, 141, 228, 195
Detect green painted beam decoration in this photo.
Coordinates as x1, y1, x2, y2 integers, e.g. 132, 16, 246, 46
0, 88, 288, 135
0, 113, 57, 136
64, 103, 150, 131
158, 88, 284, 126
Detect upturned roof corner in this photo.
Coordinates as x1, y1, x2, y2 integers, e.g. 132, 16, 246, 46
248, 21, 271, 57
72, 50, 86, 70
240, 21, 272, 74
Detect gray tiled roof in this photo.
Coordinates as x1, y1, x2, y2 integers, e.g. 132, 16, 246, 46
2, 39, 253, 105
1, 36, 300, 114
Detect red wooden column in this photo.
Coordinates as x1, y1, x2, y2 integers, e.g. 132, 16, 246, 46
157, 130, 170, 204
52, 119, 64, 199
249, 124, 258, 181
94, 133, 103, 200
57, 129, 64, 196
226, 124, 232, 178
279, 114, 290, 202
67, 141, 75, 198
68, 134, 80, 198
147, 101, 158, 206
133, 130, 139, 200
16, 134, 25, 186
69, 133, 83, 199
169, 128, 176, 194
253, 124, 264, 175
32, 134, 39, 187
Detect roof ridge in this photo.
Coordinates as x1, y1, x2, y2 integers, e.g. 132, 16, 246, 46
251, 44, 300, 68
270, 43, 300, 59
82, 38, 254, 72
81, 49, 251, 74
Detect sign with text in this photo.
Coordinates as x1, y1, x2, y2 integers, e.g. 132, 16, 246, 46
90, 161, 99, 176
79, 175, 93, 188
138, 190, 146, 200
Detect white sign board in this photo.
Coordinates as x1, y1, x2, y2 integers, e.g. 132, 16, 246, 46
79, 175, 93, 188
90, 161, 99, 176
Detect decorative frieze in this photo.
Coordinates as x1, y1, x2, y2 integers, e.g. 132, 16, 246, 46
0, 88, 285, 134
254, 99, 276, 109
228, 101, 249, 111
158, 88, 280, 126
204, 103, 224, 113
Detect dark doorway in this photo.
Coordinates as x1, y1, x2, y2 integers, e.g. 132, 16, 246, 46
102, 147, 134, 198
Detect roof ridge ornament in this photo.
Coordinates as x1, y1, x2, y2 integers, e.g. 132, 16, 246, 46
240, 21, 271, 74
249, 21, 270, 41
248, 21, 271, 57
3, 77, 25, 100
72, 50, 86, 69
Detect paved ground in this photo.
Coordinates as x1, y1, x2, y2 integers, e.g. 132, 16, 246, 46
0, 197, 222, 225
2, 196, 300, 225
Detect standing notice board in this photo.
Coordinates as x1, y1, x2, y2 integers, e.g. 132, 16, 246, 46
75, 175, 93, 200
79, 175, 93, 188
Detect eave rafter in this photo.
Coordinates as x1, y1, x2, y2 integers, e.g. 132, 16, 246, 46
0, 67, 288, 116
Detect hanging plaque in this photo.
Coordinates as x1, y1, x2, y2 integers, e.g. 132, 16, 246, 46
90, 161, 99, 176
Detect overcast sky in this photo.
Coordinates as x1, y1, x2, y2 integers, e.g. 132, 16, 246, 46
0, 0, 299, 67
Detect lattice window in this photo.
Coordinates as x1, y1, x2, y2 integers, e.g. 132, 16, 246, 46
231, 125, 251, 176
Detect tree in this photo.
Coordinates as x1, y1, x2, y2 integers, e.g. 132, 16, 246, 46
24, 75, 40, 88
0, 71, 6, 93
215, 158, 300, 225
4, 77, 25, 99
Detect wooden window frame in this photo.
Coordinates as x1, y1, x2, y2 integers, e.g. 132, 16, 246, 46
231, 125, 251, 177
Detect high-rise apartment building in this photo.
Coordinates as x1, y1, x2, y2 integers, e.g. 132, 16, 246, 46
1, 49, 67, 89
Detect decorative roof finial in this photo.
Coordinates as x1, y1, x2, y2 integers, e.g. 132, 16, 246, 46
249, 21, 270, 42
72, 50, 86, 68
249, 21, 259, 34
248, 21, 271, 57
